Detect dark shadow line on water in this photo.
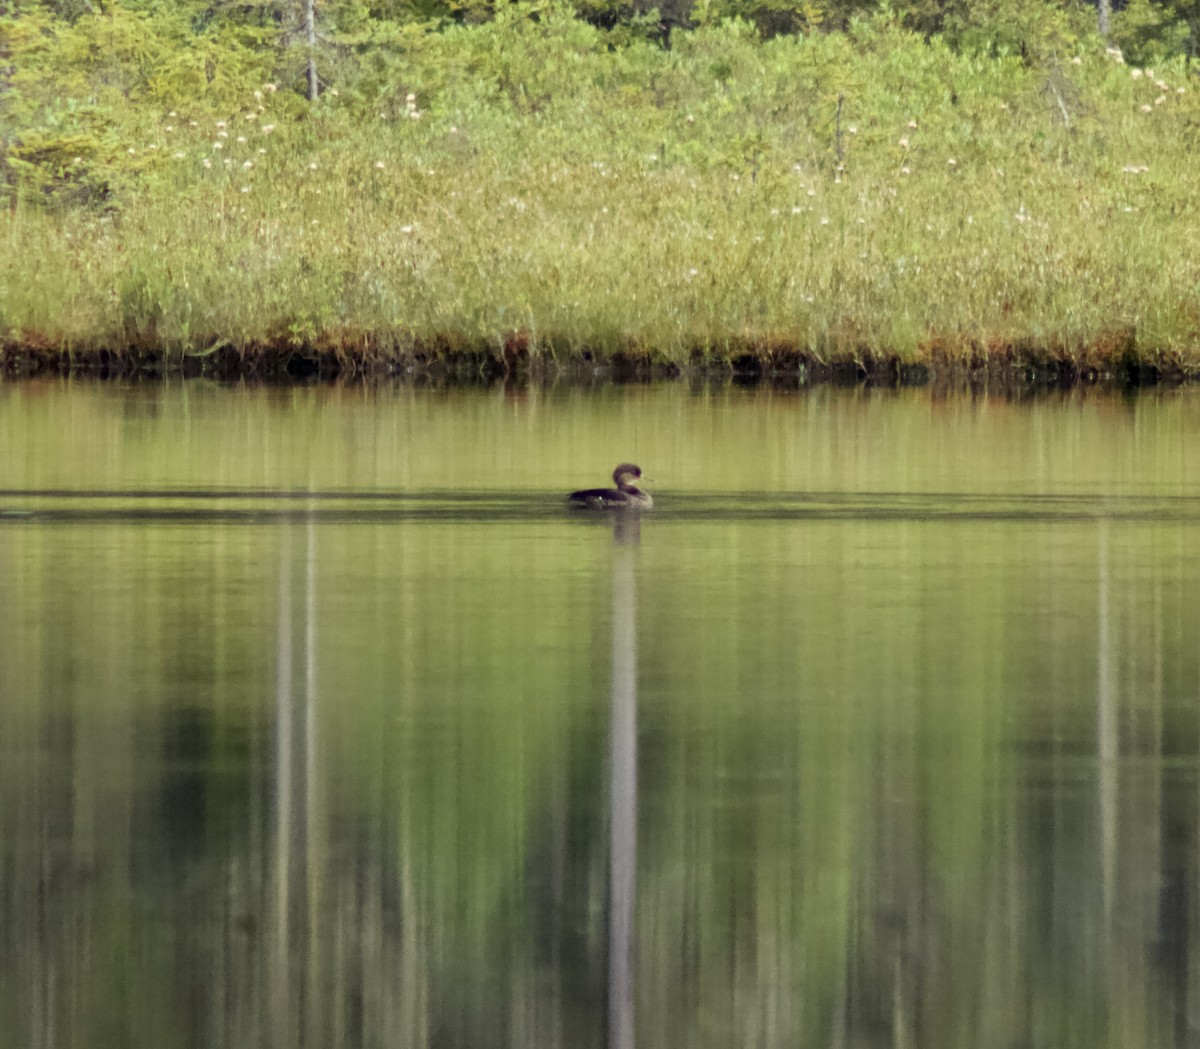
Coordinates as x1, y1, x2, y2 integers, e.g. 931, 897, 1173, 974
3, 490, 1200, 526
4, 507, 1200, 526
0, 487, 509, 502
4, 487, 1200, 506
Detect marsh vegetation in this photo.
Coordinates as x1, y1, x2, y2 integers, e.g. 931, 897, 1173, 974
2, 1, 1199, 380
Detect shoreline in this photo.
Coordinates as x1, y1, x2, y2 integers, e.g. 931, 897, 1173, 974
5, 24, 1200, 388
2, 338, 1192, 388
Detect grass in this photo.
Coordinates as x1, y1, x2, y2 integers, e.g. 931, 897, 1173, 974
2, 14, 1200, 380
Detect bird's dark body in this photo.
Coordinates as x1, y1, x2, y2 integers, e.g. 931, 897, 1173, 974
567, 463, 653, 510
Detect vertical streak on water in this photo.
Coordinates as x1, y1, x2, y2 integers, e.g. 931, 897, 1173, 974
273, 526, 295, 1048
303, 512, 320, 1047
609, 529, 638, 1049
1195, 600, 1200, 1041
1096, 522, 1117, 923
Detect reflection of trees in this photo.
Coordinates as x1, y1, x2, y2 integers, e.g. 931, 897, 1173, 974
269, 517, 322, 1049
4, 514, 1200, 1049
608, 528, 638, 1049
627, 520, 1200, 1049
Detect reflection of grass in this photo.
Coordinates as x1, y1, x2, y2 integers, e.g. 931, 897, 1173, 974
2, 18, 1200, 376
2, 382, 1198, 1047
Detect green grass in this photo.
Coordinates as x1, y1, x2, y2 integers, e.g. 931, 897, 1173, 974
2, 13, 1200, 378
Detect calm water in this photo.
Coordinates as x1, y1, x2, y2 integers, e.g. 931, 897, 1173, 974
3, 380, 1200, 1049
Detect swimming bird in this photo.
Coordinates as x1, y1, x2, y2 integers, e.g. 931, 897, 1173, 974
567, 463, 653, 510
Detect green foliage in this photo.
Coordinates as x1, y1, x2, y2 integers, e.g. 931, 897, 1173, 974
934, 0, 1093, 62
2, 4, 1200, 366
0, 2, 281, 203
1111, 0, 1199, 66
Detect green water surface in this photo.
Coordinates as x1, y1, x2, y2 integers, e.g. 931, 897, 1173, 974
2, 380, 1199, 1049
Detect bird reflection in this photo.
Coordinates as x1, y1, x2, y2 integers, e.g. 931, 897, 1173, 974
608, 512, 639, 1049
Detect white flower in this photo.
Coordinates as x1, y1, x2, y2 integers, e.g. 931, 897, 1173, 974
262, 124, 276, 135
375, 160, 385, 169
216, 120, 227, 129
400, 225, 414, 233
947, 158, 957, 166
236, 135, 247, 143
1141, 104, 1153, 112
907, 119, 918, 129
899, 137, 909, 149
202, 158, 211, 168
848, 126, 857, 135
900, 166, 911, 175
1131, 69, 1144, 79
243, 160, 253, 169
213, 141, 224, 150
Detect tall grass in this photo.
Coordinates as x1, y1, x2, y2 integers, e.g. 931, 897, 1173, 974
2, 14, 1199, 375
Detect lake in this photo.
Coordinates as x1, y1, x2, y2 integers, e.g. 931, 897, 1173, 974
2, 379, 1200, 1049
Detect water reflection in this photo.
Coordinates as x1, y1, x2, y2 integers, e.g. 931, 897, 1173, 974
270, 518, 321, 1048
609, 515, 639, 1049
3, 383, 1200, 1049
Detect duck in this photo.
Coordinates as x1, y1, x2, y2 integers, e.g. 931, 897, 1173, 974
567, 463, 653, 510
